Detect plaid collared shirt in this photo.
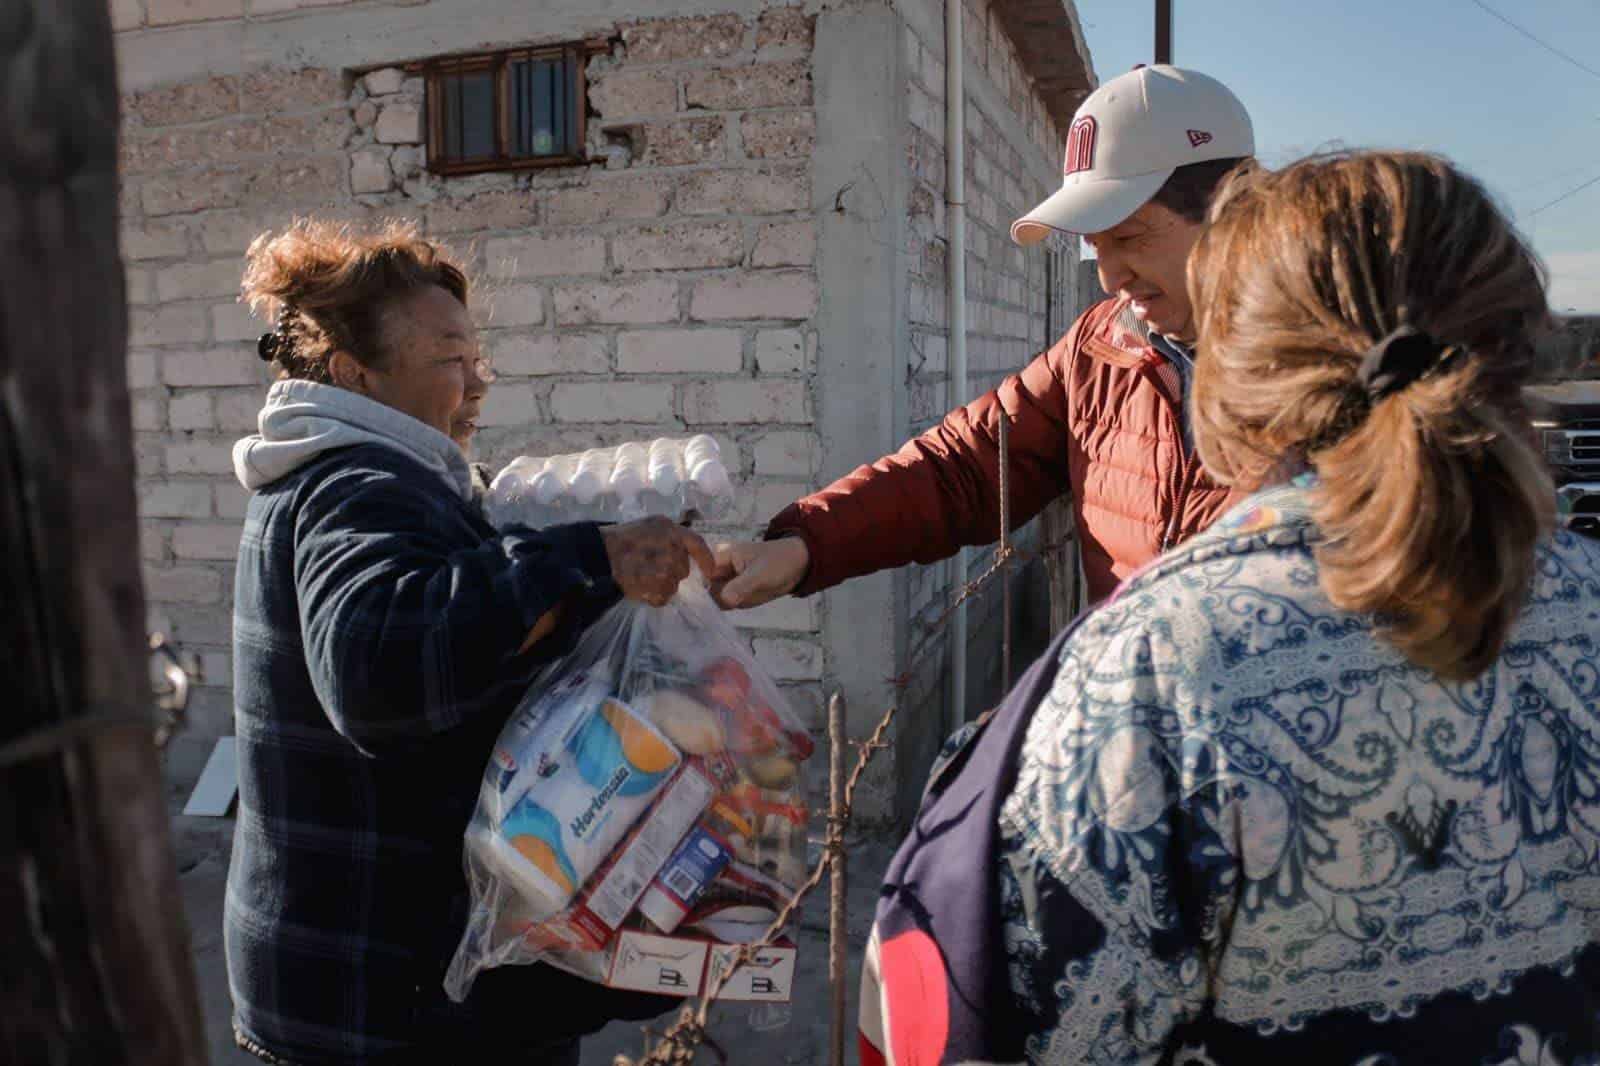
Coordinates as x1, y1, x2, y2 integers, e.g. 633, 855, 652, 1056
226, 443, 664, 1065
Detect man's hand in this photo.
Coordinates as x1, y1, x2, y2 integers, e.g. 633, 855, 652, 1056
602, 517, 717, 607
710, 537, 810, 609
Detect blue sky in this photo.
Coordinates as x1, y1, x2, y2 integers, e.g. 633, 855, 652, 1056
1073, 0, 1600, 312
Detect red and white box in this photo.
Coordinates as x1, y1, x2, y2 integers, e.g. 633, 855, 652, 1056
604, 929, 797, 1003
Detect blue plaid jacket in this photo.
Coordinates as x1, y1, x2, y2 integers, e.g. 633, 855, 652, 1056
226, 443, 667, 1065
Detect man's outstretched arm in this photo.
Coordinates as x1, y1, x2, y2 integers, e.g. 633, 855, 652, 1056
715, 318, 1085, 608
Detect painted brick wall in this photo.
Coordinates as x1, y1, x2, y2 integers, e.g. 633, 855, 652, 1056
118, 6, 828, 779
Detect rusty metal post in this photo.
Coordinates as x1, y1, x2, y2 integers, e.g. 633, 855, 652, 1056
828, 692, 848, 1066
999, 409, 1013, 692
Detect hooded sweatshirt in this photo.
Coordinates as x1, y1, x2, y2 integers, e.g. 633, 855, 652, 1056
233, 378, 473, 499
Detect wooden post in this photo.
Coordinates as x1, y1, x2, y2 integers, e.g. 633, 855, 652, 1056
0, 2, 210, 1064
998, 409, 1013, 693
1040, 499, 1080, 634
1155, 0, 1173, 63
827, 692, 848, 1066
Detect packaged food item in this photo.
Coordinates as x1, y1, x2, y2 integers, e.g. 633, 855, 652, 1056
638, 823, 735, 934
606, 930, 797, 1002
645, 688, 727, 755
444, 574, 814, 1006
534, 760, 718, 951
467, 696, 680, 918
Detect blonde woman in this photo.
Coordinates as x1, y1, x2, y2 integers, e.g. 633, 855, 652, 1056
862, 152, 1600, 1065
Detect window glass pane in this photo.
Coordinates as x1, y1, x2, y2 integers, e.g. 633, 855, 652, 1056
510, 55, 573, 157
439, 69, 496, 161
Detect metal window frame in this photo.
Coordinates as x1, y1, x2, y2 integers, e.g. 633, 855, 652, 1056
410, 40, 605, 177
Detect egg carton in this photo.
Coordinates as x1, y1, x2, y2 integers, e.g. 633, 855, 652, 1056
487, 435, 734, 528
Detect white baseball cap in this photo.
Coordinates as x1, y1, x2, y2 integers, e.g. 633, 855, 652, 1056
1011, 65, 1254, 246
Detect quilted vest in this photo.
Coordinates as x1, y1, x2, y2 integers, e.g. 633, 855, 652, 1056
1066, 297, 1242, 601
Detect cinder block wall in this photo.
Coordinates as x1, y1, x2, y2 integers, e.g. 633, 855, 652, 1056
115, 0, 834, 799
114, 0, 1092, 823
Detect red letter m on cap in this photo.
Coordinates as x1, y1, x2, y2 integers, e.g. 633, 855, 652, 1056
1064, 116, 1097, 176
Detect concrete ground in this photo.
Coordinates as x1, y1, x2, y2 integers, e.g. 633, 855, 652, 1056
166, 742, 891, 1066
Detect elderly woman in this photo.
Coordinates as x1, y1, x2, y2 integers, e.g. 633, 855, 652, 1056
862, 152, 1600, 1065
225, 220, 703, 1066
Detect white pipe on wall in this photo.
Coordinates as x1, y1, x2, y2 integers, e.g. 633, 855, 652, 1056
945, 0, 969, 730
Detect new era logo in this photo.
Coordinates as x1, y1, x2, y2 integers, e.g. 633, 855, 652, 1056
1187, 129, 1213, 148
1064, 115, 1097, 175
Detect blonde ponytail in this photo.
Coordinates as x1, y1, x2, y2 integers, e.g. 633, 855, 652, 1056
1310, 381, 1553, 680
1187, 151, 1555, 680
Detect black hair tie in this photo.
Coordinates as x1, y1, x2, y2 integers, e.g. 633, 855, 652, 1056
1357, 325, 1457, 403
257, 305, 296, 364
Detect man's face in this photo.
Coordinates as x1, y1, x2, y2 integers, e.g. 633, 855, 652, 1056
1084, 199, 1205, 342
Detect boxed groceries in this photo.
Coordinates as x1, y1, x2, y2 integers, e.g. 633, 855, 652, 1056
606, 930, 797, 1002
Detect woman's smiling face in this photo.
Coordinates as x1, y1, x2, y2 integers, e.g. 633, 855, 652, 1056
362, 284, 491, 450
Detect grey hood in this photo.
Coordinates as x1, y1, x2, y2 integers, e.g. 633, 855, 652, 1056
232, 379, 472, 500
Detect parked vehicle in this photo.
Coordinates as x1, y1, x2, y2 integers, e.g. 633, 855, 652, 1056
1530, 315, 1600, 536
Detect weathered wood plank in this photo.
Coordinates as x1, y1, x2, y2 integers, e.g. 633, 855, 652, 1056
0, 0, 209, 1062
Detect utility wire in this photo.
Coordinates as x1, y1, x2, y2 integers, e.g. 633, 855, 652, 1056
1512, 158, 1600, 194
1531, 171, 1600, 216
1467, 0, 1600, 82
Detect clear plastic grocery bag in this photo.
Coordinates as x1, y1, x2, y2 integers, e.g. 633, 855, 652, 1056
444, 574, 814, 1003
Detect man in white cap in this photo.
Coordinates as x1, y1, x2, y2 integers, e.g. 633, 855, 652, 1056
713, 65, 1256, 611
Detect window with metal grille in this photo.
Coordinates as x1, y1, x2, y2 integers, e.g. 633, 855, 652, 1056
410, 43, 604, 176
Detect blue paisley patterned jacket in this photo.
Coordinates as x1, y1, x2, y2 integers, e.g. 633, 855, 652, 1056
998, 478, 1600, 1065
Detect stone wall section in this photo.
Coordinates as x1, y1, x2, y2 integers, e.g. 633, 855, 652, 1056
118, 6, 828, 773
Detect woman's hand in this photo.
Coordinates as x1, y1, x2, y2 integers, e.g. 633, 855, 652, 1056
601, 517, 717, 606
